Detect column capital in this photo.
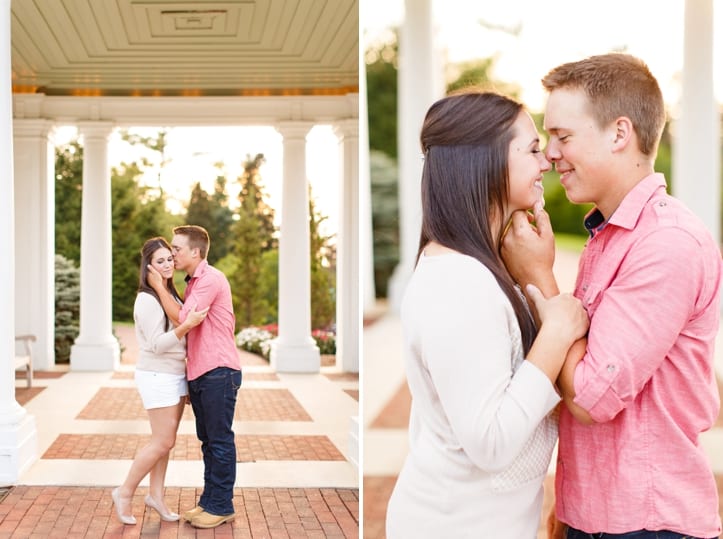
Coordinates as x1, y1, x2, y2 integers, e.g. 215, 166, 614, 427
12, 118, 54, 138
77, 121, 115, 140
332, 119, 358, 139
275, 121, 313, 141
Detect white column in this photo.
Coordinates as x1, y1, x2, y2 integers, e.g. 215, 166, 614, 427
70, 122, 120, 371
672, 0, 720, 245
359, 31, 377, 314
13, 120, 56, 371
0, 0, 38, 485
333, 119, 359, 373
271, 122, 320, 373
387, 0, 443, 311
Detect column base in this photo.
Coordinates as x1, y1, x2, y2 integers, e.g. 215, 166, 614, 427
336, 335, 359, 373
0, 410, 38, 486
70, 340, 120, 371
271, 341, 320, 373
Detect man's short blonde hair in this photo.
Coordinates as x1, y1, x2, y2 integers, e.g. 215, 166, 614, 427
542, 53, 665, 157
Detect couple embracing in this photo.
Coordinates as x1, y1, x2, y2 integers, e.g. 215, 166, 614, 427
387, 54, 722, 539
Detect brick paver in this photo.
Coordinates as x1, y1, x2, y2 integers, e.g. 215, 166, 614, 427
368, 382, 410, 429
0, 486, 358, 538
43, 434, 345, 462
362, 476, 396, 539
77, 387, 312, 421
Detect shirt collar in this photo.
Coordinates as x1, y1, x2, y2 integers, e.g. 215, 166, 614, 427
584, 173, 667, 236
185, 258, 209, 283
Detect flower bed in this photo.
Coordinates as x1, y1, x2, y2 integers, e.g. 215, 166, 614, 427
236, 324, 336, 360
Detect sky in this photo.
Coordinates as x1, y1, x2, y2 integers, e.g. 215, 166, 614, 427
362, 0, 723, 112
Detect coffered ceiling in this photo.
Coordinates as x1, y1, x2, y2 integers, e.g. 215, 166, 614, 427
11, 0, 359, 96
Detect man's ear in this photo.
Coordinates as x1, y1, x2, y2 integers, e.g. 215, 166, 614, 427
611, 116, 634, 153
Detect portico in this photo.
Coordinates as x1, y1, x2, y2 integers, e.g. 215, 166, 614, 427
2, 0, 359, 485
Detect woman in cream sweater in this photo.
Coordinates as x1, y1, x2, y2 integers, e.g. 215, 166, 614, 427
112, 237, 207, 525
385, 91, 589, 538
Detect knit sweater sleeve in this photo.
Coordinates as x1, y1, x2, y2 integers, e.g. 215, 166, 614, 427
408, 255, 560, 472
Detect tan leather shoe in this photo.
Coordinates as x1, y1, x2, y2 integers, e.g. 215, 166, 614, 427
190, 510, 235, 529
182, 505, 204, 522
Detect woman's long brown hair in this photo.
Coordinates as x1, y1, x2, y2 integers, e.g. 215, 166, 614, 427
418, 90, 537, 353
138, 236, 183, 332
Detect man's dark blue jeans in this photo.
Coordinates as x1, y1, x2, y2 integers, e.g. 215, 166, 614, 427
188, 367, 242, 516
567, 527, 716, 539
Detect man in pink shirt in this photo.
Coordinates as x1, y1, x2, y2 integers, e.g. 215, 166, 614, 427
149, 225, 241, 529
502, 54, 722, 538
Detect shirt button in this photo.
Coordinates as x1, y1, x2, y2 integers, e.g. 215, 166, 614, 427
658, 201, 667, 207
607, 365, 616, 373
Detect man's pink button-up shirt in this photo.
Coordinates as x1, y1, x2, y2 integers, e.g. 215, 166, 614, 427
556, 174, 722, 537
179, 259, 240, 381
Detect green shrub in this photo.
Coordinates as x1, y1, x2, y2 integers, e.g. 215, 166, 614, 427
55, 254, 80, 363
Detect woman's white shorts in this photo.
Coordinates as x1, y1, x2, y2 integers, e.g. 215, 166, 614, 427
134, 369, 188, 410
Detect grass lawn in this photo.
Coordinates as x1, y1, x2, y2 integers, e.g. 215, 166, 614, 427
555, 233, 587, 253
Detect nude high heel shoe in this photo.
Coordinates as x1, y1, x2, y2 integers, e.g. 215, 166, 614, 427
145, 495, 180, 522
111, 487, 137, 525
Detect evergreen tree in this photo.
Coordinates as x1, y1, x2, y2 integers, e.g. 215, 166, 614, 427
184, 173, 234, 264
55, 254, 80, 363
186, 182, 213, 229
258, 249, 279, 323
237, 153, 277, 251
54, 140, 83, 264
228, 153, 276, 328
209, 174, 235, 262
366, 35, 398, 160
370, 150, 400, 298
308, 190, 335, 329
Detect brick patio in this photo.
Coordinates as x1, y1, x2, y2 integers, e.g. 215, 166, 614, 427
2, 324, 359, 538
0, 486, 358, 538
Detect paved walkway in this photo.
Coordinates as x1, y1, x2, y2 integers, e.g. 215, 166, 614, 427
2, 326, 358, 538
363, 248, 723, 539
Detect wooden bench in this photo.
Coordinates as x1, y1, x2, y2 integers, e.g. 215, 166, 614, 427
14, 334, 36, 389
